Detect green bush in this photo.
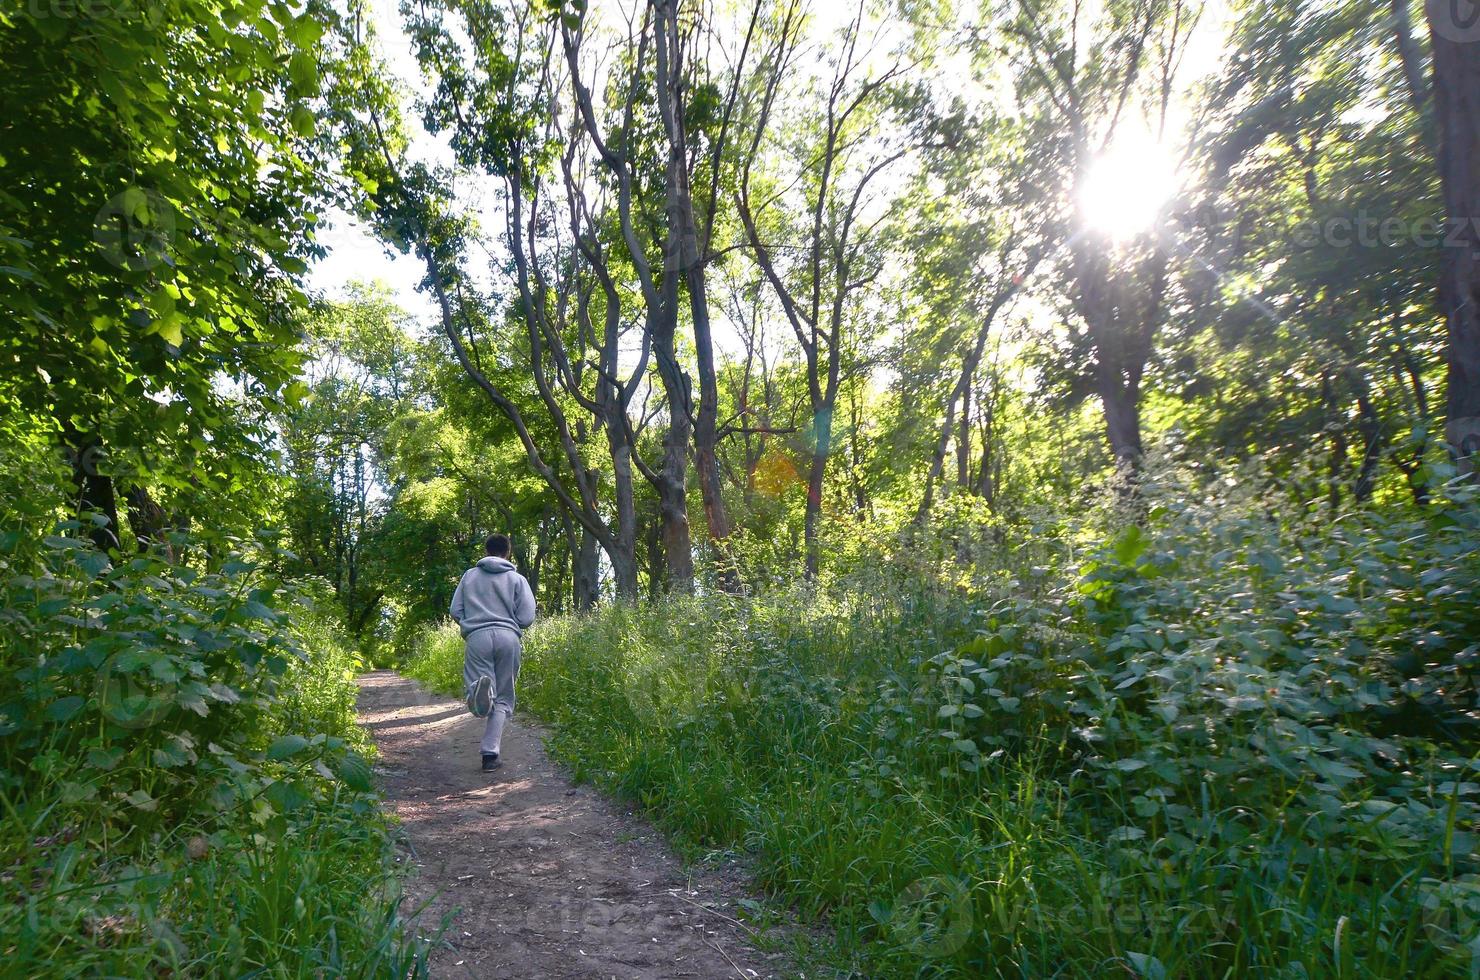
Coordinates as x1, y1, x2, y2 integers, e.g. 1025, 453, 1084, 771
404, 464, 1480, 977
0, 527, 425, 976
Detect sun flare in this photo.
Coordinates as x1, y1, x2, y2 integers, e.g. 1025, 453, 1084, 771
1078, 134, 1180, 240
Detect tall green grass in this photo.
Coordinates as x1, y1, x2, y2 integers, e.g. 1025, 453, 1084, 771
405, 469, 1480, 978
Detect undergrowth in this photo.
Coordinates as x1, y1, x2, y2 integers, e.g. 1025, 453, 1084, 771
407, 462, 1480, 977
0, 525, 426, 976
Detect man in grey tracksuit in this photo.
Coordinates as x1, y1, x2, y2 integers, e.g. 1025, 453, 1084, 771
450, 533, 536, 772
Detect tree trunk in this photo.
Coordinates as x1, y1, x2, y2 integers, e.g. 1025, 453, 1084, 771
915, 391, 958, 524
528, 524, 547, 605
607, 524, 639, 603
1352, 372, 1384, 502
1425, 1, 1480, 474
1387, 313, 1434, 504
976, 393, 996, 507
1322, 372, 1348, 513
1071, 221, 1163, 476
573, 526, 600, 611
125, 488, 169, 553
652, 0, 740, 591
803, 402, 834, 580
656, 422, 694, 592
956, 381, 972, 488
606, 438, 641, 600
849, 391, 868, 517
1394, 0, 1433, 122
62, 428, 119, 552
644, 505, 666, 599
649, 214, 695, 594
1098, 375, 1144, 469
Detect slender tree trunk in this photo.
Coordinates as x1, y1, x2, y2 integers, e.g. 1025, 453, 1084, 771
550, 533, 567, 616
803, 401, 834, 580
1388, 313, 1434, 503
1321, 371, 1348, 512
976, 393, 996, 507
1072, 227, 1163, 475
528, 523, 547, 604
1425, 2, 1480, 475
915, 392, 958, 524
1394, 0, 1433, 124
1351, 370, 1384, 502
956, 380, 972, 488
649, 321, 695, 592
849, 391, 868, 516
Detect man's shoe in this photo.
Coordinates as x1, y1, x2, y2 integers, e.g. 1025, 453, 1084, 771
470, 675, 493, 718
481, 752, 502, 773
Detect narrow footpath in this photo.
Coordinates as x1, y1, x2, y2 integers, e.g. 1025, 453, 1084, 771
356, 671, 786, 979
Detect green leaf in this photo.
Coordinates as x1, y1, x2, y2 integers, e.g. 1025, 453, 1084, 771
283, 380, 310, 407
289, 105, 315, 138
266, 734, 310, 760
242, 599, 278, 621
1113, 525, 1148, 566
155, 314, 184, 347
335, 753, 374, 792
263, 778, 310, 813
46, 696, 85, 722
288, 52, 319, 93
1126, 951, 1167, 980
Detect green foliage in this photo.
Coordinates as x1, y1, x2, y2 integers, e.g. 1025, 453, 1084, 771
0, 0, 347, 507
401, 620, 465, 695
0, 529, 423, 975
406, 463, 1480, 977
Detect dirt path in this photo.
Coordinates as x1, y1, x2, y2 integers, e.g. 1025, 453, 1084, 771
357, 671, 785, 979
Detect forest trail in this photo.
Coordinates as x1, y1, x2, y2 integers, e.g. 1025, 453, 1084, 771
356, 671, 783, 979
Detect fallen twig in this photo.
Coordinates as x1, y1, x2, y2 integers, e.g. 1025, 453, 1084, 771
671, 892, 758, 938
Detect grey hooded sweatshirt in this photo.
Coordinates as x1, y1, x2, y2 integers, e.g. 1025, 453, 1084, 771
450, 557, 537, 638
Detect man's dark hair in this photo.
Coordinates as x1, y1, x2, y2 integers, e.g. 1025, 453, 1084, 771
485, 533, 511, 558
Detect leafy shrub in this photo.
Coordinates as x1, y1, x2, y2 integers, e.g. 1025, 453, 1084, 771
0, 527, 423, 975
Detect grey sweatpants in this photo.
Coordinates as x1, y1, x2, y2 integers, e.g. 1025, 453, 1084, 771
463, 627, 522, 755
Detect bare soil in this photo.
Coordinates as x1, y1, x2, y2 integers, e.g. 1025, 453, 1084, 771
356, 670, 788, 979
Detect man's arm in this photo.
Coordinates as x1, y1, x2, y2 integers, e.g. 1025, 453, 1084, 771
450, 572, 466, 623
516, 575, 536, 629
